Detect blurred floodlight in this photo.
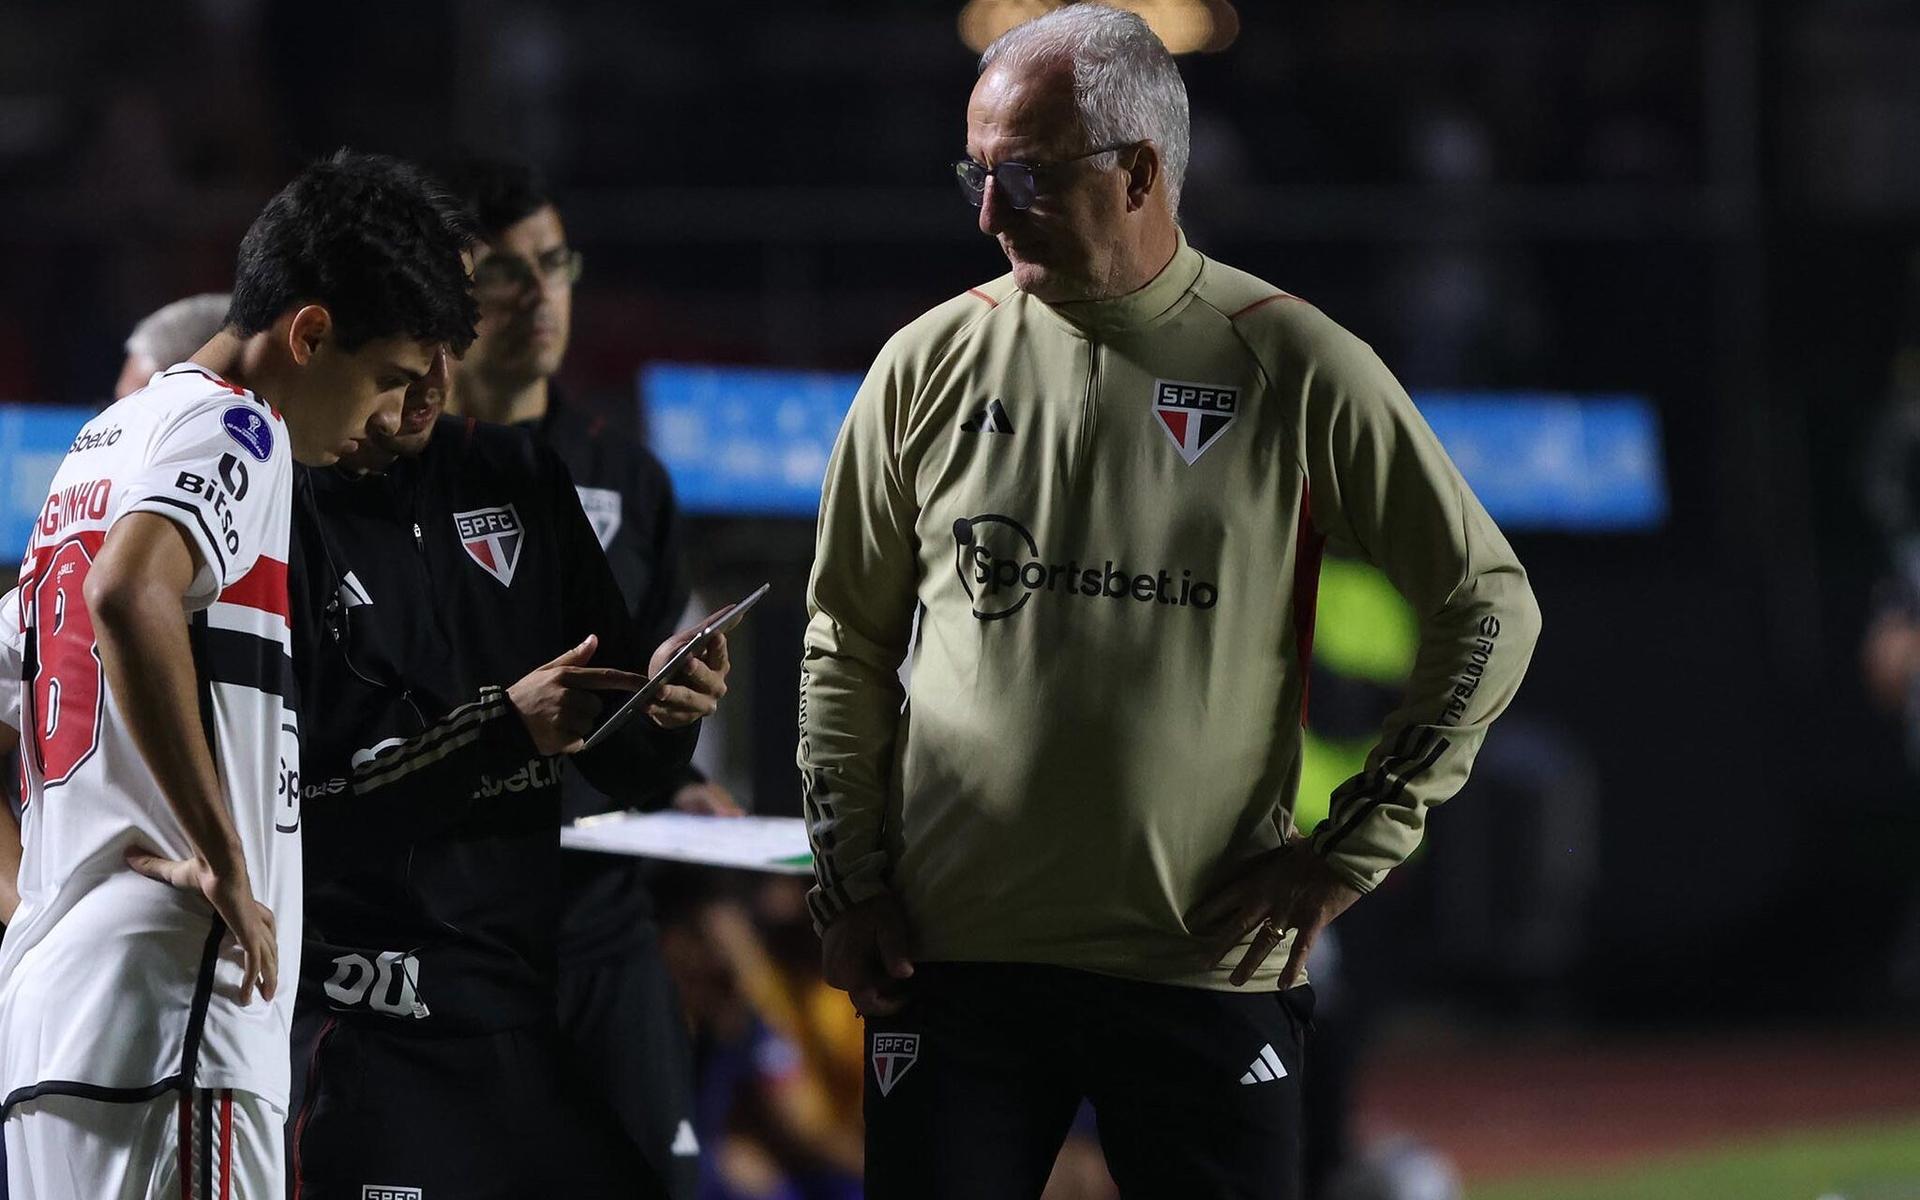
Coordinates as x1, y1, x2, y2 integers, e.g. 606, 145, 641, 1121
958, 0, 1241, 56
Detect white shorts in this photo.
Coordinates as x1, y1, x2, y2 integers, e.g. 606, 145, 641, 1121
5, 1088, 284, 1199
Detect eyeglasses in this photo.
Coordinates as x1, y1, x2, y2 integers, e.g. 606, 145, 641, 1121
952, 143, 1138, 211
472, 247, 584, 303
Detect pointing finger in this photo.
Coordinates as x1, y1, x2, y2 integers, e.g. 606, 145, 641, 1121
543, 634, 598, 669
555, 667, 650, 692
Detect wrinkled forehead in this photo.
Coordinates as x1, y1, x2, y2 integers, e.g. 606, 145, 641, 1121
966, 58, 1084, 162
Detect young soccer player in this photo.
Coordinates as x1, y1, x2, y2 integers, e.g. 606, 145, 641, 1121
0, 150, 476, 1198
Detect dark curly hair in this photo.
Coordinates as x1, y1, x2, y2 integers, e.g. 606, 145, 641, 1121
227, 150, 479, 355
436, 155, 554, 243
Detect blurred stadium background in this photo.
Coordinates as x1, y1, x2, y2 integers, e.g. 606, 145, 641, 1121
5, 1, 1920, 1196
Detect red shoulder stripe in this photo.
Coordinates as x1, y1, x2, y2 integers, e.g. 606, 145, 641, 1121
1229, 293, 1299, 321
218, 555, 289, 625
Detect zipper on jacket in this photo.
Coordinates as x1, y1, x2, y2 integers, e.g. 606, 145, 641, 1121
412, 522, 425, 551
1069, 340, 1101, 492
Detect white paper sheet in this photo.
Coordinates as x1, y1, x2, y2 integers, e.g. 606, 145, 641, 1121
561, 811, 813, 875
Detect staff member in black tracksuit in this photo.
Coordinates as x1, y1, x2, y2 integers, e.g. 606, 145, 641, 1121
440, 158, 731, 1198
286, 343, 731, 1198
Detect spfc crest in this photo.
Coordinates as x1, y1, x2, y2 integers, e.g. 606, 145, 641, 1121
574, 485, 623, 551
870, 1032, 920, 1097
454, 504, 525, 587
1152, 379, 1240, 465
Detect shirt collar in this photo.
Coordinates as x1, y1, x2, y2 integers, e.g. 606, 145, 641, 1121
1045, 232, 1203, 336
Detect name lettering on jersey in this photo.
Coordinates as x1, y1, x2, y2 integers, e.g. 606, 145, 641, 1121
951, 513, 1218, 621
221, 404, 274, 462
471, 754, 560, 799
1152, 378, 1240, 465
575, 485, 623, 550
67, 425, 122, 453
172, 470, 245, 555
453, 504, 525, 587
35, 479, 112, 539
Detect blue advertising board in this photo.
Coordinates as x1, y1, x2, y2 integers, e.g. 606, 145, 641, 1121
641, 364, 1667, 532
0, 406, 93, 564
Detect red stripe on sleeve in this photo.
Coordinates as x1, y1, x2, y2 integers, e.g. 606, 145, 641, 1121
217, 556, 289, 624
966, 287, 999, 308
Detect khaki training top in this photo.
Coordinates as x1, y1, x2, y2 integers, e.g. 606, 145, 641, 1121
800, 237, 1541, 991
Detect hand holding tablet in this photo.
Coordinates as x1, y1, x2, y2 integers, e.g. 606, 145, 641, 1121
581, 583, 771, 750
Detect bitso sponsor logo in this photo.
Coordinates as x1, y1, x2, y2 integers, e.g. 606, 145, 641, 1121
951, 513, 1219, 622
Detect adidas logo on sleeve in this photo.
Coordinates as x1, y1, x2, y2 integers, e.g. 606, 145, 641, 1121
960, 399, 1015, 434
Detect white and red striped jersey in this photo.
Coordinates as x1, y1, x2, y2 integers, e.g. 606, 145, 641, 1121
0, 364, 302, 1115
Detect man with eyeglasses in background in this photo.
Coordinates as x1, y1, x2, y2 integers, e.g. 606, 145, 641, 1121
436, 157, 727, 1200
800, 6, 1540, 1197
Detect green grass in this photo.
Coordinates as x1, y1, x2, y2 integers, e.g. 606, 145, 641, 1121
1471, 1117, 1920, 1200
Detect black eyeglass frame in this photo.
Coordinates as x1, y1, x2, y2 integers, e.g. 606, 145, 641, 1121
952, 142, 1143, 210
471, 247, 584, 301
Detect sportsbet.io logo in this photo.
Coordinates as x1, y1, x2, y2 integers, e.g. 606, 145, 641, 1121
951, 513, 1219, 622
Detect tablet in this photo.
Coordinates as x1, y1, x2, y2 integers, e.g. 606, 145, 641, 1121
579, 583, 770, 752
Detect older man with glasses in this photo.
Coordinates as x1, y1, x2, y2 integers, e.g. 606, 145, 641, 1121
800, 6, 1541, 1198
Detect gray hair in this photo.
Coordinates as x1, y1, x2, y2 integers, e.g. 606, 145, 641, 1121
979, 4, 1191, 216
124, 293, 231, 367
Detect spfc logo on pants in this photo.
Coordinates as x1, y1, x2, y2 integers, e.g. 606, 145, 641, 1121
871, 1032, 920, 1097
1152, 379, 1240, 464
454, 504, 525, 587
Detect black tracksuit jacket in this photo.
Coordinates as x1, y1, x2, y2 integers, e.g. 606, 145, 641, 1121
289, 413, 694, 1035
534, 393, 693, 964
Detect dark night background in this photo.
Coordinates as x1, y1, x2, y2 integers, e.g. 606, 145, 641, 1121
4, 0, 1917, 1033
